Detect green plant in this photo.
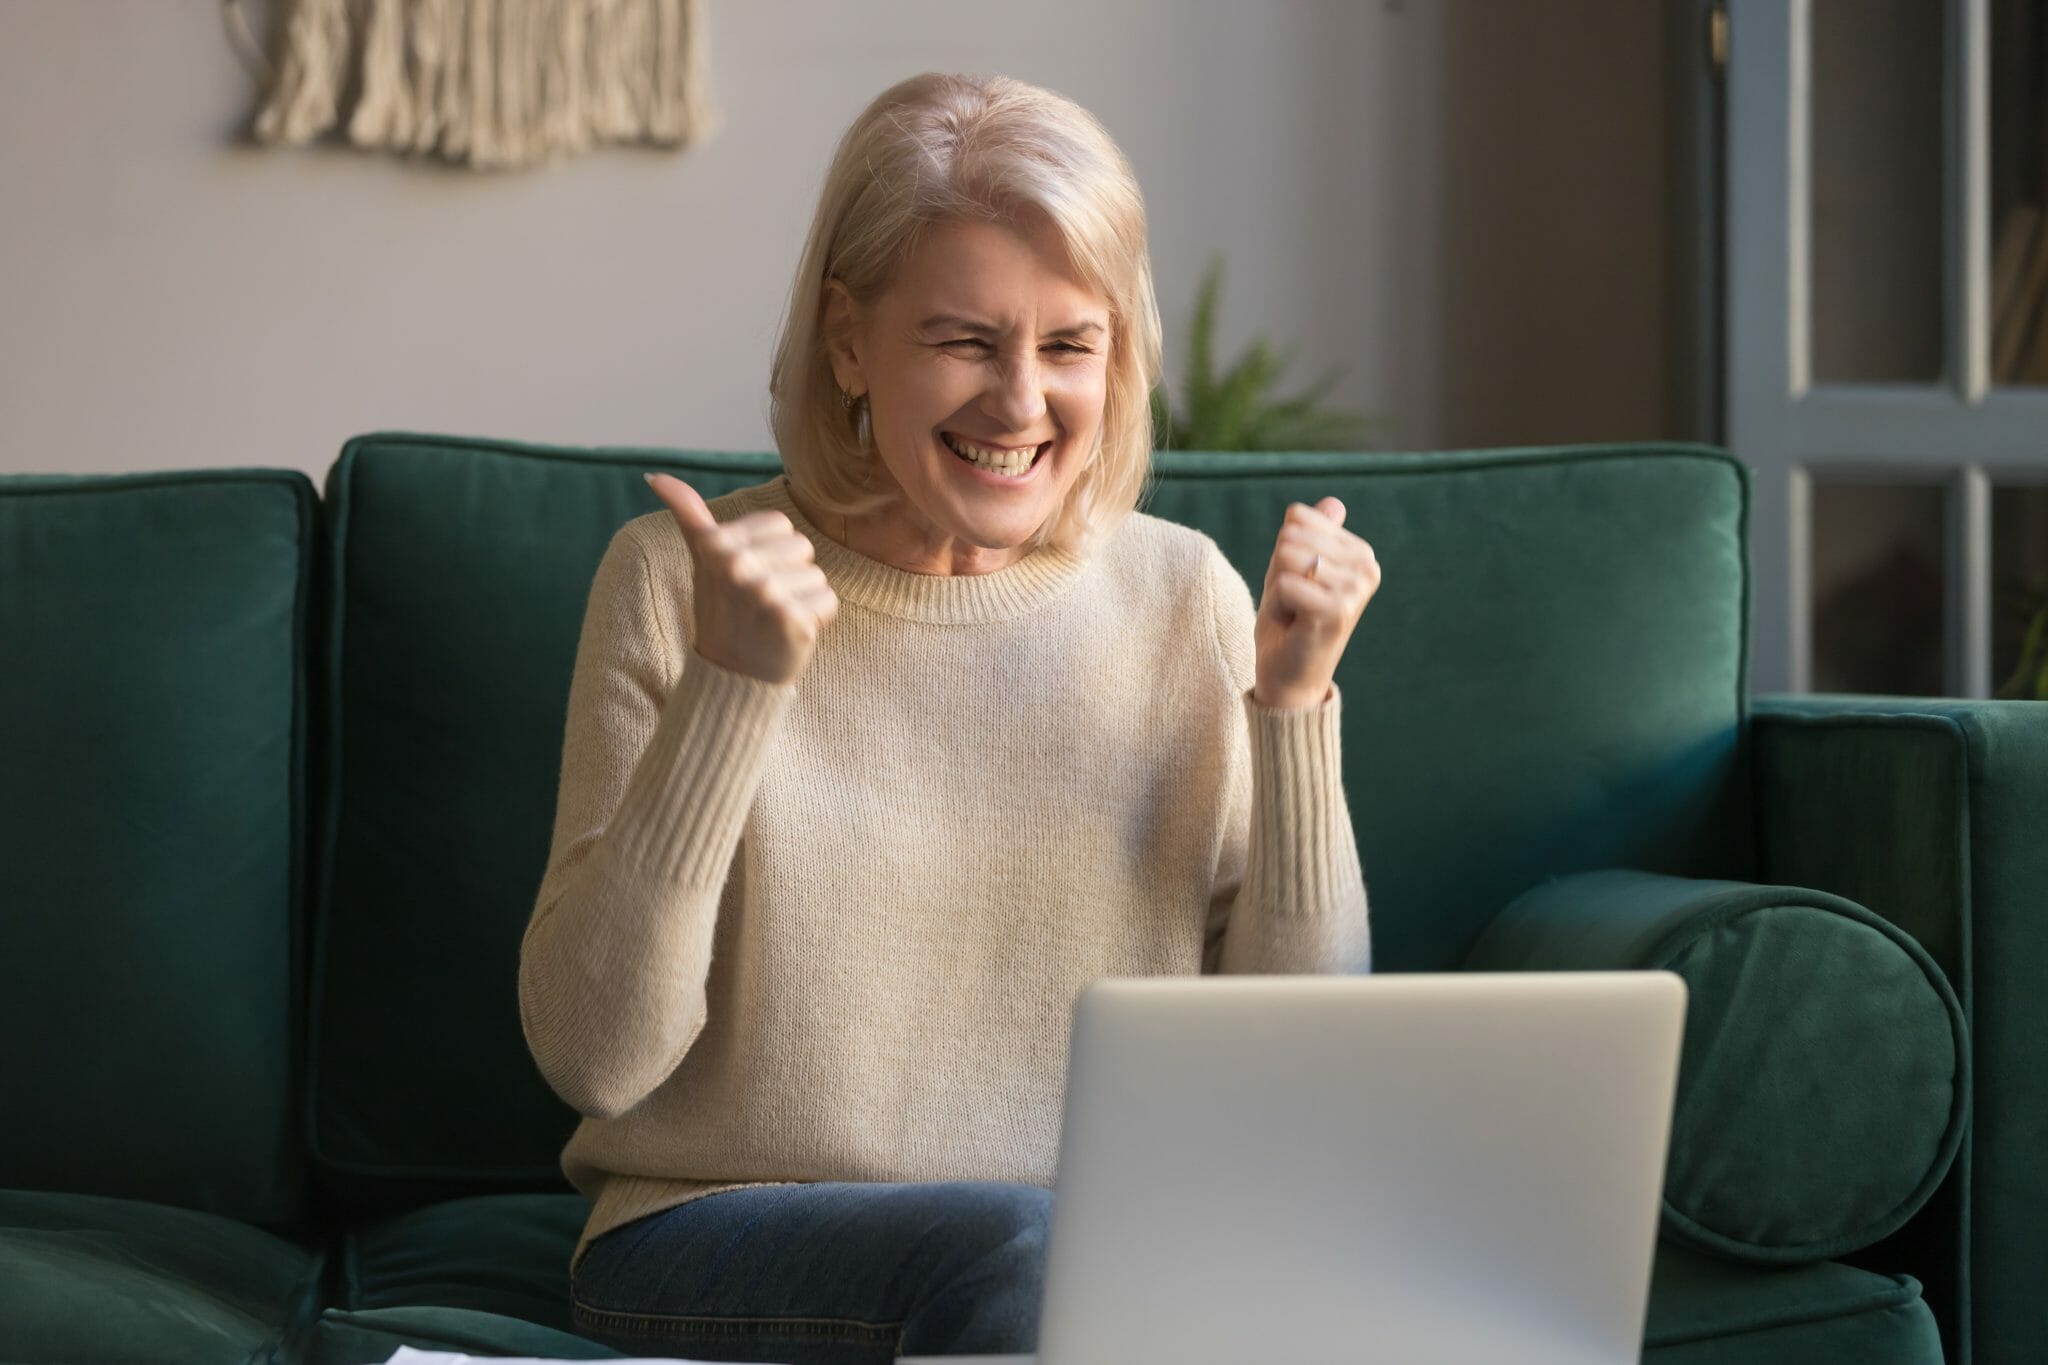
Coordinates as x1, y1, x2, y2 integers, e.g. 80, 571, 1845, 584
1150, 257, 1395, 451
1995, 584, 2048, 699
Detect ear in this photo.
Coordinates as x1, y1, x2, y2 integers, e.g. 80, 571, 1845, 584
821, 278, 867, 397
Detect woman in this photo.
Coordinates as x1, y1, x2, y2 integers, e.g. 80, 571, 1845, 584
519, 71, 1379, 1363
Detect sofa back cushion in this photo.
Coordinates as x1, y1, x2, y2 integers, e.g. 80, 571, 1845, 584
310, 434, 1752, 1206
1144, 447, 1755, 967
310, 437, 781, 1210
0, 470, 315, 1224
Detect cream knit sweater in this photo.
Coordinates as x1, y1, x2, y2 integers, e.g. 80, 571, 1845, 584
517, 475, 1370, 1276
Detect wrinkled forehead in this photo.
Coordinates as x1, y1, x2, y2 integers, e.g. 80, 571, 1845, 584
874, 215, 1111, 333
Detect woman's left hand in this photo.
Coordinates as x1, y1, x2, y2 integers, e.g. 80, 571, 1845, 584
1252, 497, 1382, 710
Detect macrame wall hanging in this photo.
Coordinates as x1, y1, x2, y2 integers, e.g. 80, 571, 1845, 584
226, 0, 716, 170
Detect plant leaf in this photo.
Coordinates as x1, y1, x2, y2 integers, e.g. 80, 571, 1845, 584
1153, 252, 1397, 451
1998, 595, 2048, 698
1182, 256, 1224, 428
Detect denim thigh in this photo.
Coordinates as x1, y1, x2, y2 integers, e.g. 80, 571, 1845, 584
570, 1181, 1054, 1364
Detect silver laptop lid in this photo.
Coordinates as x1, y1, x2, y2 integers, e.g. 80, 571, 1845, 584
1035, 972, 1686, 1365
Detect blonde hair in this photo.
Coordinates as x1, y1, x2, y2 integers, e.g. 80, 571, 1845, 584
768, 72, 1162, 553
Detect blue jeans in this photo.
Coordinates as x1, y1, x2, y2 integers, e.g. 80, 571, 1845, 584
569, 1181, 1053, 1363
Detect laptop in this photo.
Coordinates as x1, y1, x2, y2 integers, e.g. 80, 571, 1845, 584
905, 971, 1686, 1365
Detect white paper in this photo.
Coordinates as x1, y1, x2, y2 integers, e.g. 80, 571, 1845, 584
380, 1343, 1035, 1364
382, 1348, 788, 1365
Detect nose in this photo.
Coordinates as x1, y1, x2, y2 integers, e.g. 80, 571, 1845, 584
982, 347, 1049, 434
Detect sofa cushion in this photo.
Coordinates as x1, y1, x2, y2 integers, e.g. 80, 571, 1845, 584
0, 470, 315, 1225
303, 1191, 614, 1361
340, 1191, 591, 1327
0, 1188, 325, 1364
309, 435, 782, 1203
1465, 870, 1967, 1265
1143, 445, 1753, 970
1644, 1243, 1943, 1363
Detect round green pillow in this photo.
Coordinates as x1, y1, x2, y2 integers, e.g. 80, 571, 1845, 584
1463, 869, 1967, 1265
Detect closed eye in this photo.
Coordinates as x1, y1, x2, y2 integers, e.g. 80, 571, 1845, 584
939, 337, 1093, 358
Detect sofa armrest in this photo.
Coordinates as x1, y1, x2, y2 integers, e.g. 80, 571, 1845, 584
1752, 694, 2048, 1365
1464, 868, 1966, 1269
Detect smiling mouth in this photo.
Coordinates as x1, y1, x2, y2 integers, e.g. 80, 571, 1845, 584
941, 431, 1050, 477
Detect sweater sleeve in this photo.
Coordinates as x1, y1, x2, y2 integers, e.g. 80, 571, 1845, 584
1199, 542, 1372, 975
517, 519, 793, 1120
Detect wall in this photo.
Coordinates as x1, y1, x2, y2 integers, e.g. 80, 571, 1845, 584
0, 0, 1685, 478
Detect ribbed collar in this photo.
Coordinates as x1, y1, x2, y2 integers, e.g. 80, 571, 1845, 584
756, 475, 1088, 625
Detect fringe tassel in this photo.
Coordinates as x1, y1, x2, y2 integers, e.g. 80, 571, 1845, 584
349, 0, 413, 149
250, 0, 712, 169
405, 0, 451, 154
254, 0, 352, 146
674, 0, 717, 148
465, 0, 499, 168
435, 0, 471, 158
650, 0, 716, 148
541, 0, 591, 158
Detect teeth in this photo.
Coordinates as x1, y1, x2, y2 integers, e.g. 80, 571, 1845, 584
943, 432, 1041, 476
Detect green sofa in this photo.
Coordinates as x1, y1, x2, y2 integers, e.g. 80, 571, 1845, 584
2, 433, 2035, 1364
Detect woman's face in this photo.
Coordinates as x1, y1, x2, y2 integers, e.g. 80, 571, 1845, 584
826, 210, 1112, 574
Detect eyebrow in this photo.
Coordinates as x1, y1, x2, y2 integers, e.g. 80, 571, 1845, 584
918, 313, 1107, 340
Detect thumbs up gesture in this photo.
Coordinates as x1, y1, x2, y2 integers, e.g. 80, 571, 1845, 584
643, 473, 840, 686
1253, 497, 1381, 710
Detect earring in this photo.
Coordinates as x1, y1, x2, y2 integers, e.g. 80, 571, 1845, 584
840, 387, 873, 452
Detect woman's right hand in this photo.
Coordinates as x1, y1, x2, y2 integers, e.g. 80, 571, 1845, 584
643, 473, 839, 685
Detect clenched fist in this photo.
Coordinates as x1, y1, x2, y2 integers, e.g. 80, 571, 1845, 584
643, 473, 840, 686
1253, 496, 1381, 710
